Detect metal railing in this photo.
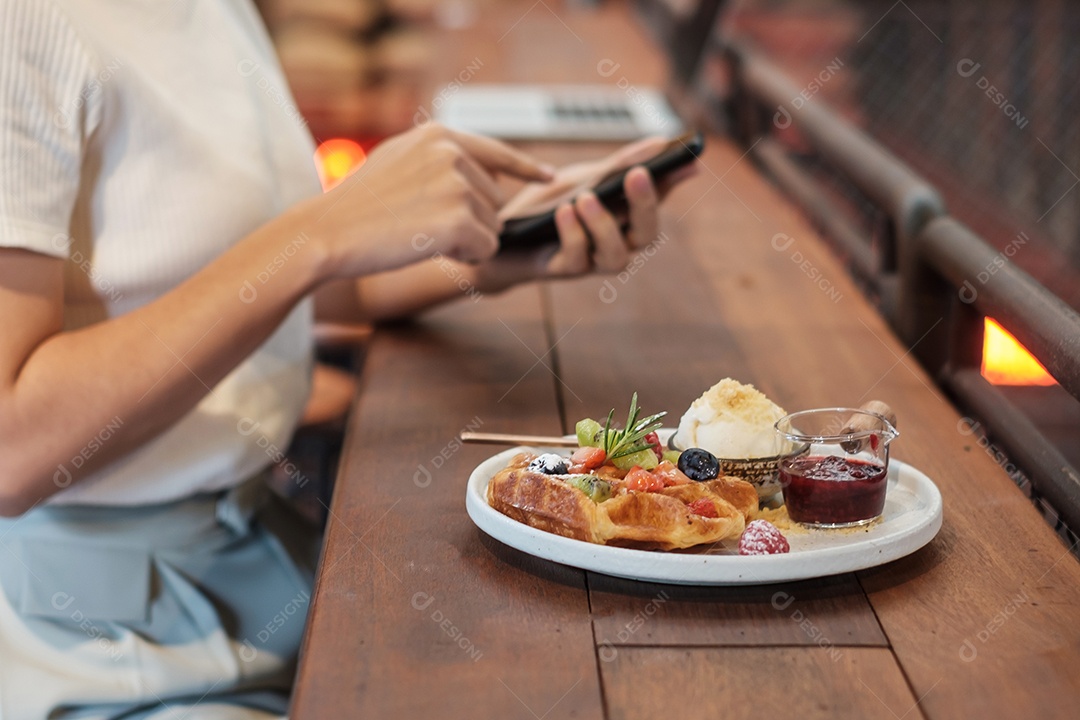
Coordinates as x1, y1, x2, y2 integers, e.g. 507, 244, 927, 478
726, 42, 945, 329
722, 42, 1080, 532
917, 216, 1080, 529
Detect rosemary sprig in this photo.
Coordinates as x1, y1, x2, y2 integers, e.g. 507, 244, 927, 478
601, 393, 666, 460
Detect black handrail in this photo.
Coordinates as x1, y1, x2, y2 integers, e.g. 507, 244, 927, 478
947, 369, 1080, 533
728, 42, 945, 250
722, 39, 1080, 532
920, 216, 1080, 401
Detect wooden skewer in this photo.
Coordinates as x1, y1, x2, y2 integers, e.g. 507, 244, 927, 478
460, 431, 580, 447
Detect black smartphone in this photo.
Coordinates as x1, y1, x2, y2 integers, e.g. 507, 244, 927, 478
497, 131, 705, 253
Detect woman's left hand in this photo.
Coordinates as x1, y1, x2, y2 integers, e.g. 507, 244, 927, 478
471, 136, 699, 291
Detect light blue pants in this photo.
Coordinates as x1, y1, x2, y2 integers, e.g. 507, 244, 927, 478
0, 477, 319, 719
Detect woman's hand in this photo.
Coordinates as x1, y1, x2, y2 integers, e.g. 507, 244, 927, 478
313, 134, 700, 324
472, 137, 699, 291
302, 124, 553, 281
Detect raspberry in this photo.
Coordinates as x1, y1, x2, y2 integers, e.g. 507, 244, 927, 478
738, 520, 790, 555
644, 431, 663, 461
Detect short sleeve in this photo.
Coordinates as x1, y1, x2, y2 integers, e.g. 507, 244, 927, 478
0, 0, 100, 259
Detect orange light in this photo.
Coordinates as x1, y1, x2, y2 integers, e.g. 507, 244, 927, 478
314, 139, 367, 192
981, 317, 1057, 386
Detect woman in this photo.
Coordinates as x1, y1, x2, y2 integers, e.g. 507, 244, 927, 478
0, 0, 692, 717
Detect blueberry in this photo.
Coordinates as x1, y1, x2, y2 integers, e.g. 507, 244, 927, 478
678, 448, 720, 481
528, 453, 569, 475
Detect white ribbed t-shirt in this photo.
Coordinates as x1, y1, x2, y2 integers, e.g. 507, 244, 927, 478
0, 0, 322, 505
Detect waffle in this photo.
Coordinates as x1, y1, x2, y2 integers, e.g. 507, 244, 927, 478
487, 453, 755, 550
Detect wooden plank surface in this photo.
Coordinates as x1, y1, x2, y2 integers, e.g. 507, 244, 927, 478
292, 1, 1080, 718
601, 647, 924, 720
291, 286, 604, 718
666, 138, 1080, 718
590, 573, 887, 649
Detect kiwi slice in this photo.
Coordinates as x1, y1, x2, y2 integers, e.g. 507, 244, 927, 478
564, 475, 613, 503
575, 418, 603, 448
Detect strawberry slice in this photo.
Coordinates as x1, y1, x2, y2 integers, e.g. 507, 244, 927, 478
652, 460, 691, 486
687, 498, 718, 518
624, 466, 665, 492
570, 446, 606, 472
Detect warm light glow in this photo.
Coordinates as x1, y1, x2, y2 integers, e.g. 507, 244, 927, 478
315, 139, 367, 192
981, 317, 1056, 386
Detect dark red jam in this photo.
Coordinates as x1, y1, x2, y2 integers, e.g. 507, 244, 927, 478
780, 455, 887, 526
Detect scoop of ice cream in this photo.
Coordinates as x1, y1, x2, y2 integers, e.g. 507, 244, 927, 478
674, 379, 787, 458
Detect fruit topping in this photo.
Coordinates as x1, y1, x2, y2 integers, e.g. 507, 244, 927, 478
528, 453, 569, 475
569, 446, 607, 472
565, 475, 613, 503
611, 447, 659, 471
662, 449, 682, 465
652, 461, 692, 486
623, 466, 666, 492
599, 393, 666, 464
644, 431, 663, 461
738, 520, 790, 555
677, 448, 721, 481
687, 498, 718, 518
576, 418, 604, 448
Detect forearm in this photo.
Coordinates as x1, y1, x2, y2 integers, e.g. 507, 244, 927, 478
0, 211, 326, 511
316, 254, 546, 324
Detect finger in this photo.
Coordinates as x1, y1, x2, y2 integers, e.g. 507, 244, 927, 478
575, 192, 628, 273
548, 203, 591, 275
599, 136, 669, 176
624, 167, 658, 249
449, 130, 555, 183
455, 151, 507, 210
466, 190, 501, 234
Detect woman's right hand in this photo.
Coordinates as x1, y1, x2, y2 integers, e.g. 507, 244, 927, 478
301, 124, 554, 280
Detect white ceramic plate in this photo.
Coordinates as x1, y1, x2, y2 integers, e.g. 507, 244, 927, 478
465, 433, 943, 585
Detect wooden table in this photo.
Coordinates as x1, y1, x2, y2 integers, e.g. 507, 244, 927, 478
290, 2, 1080, 717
